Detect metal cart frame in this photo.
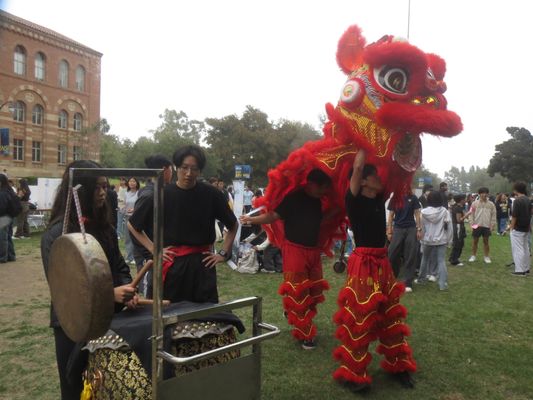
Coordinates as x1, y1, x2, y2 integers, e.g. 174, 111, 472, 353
69, 168, 279, 399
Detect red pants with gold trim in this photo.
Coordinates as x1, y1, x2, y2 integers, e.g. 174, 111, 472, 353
278, 241, 329, 341
332, 247, 416, 385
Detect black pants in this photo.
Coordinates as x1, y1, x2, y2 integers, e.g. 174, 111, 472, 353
449, 235, 465, 264
164, 253, 218, 303
53, 327, 84, 400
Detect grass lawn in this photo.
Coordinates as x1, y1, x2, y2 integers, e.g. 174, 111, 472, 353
0, 231, 532, 400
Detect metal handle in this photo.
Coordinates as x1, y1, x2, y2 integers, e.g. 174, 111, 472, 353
157, 322, 280, 366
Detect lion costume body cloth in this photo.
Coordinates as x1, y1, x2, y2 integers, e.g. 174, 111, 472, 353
256, 25, 462, 382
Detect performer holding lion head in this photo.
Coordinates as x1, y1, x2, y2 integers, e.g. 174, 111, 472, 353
250, 24, 462, 392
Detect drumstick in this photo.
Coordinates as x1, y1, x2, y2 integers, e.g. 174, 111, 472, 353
138, 299, 170, 306
129, 260, 154, 289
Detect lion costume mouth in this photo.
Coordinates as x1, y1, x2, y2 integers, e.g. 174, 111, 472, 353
393, 133, 422, 172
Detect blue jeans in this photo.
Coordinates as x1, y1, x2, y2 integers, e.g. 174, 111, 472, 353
498, 217, 508, 234
117, 209, 126, 238
418, 244, 448, 290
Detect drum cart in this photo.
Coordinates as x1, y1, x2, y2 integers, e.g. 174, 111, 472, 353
69, 168, 280, 400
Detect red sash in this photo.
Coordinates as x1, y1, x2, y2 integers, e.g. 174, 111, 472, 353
162, 245, 211, 282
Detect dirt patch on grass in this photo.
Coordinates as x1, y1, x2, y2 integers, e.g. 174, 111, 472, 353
0, 254, 50, 327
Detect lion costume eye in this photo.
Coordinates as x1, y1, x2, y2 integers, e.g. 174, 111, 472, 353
374, 66, 408, 94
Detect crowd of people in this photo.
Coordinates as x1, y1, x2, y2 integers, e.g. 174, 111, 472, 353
34, 143, 532, 399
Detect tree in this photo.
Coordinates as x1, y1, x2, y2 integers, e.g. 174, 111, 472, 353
152, 109, 204, 145
443, 165, 512, 195
99, 133, 128, 168
488, 127, 533, 184
204, 106, 322, 187
413, 164, 441, 190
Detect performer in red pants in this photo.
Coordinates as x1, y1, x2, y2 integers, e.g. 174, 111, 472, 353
240, 169, 334, 350
333, 150, 416, 392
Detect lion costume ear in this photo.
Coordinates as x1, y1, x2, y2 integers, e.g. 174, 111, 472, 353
336, 25, 366, 75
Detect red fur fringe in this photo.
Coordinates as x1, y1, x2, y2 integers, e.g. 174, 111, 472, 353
336, 286, 386, 314
287, 309, 317, 328
291, 324, 316, 341
278, 279, 330, 298
336, 25, 366, 75
378, 322, 411, 340
388, 281, 406, 300
376, 342, 413, 359
380, 358, 417, 374
376, 103, 463, 137
282, 295, 314, 313
333, 307, 381, 335
332, 367, 372, 385
335, 325, 376, 348
383, 303, 408, 321
332, 346, 372, 373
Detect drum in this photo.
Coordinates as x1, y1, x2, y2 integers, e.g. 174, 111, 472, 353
48, 233, 114, 342
82, 304, 243, 400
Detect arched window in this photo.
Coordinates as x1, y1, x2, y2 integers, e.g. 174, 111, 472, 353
58, 110, 68, 129
14, 45, 26, 75
13, 101, 25, 122
35, 52, 46, 80
32, 104, 44, 125
73, 113, 83, 131
58, 60, 69, 87
75, 66, 85, 91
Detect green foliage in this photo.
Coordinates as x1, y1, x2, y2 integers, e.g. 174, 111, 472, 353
205, 106, 321, 186
413, 164, 441, 189
2, 233, 533, 399
488, 127, 533, 184
99, 133, 129, 167
445, 165, 512, 194
152, 109, 204, 146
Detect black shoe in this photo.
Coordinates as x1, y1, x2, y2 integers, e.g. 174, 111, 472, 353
526, 270, 530, 274
301, 339, 316, 350
341, 380, 370, 393
395, 371, 415, 388
511, 271, 527, 277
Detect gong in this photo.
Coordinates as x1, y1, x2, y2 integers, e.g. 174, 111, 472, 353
48, 233, 115, 342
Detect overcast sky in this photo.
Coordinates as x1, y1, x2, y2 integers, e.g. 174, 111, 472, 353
3, 0, 532, 178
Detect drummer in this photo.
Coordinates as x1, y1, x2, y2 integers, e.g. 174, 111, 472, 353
41, 160, 138, 400
130, 144, 238, 303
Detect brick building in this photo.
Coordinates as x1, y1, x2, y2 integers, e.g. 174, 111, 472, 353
0, 10, 102, 178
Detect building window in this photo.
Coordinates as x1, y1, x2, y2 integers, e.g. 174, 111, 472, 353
13, 101, 25, 122
75, 66, 85, 91
58, 60, 69, 87
58, 110, 68, 129
35, 52, 46, 80
32, 104, 44, 125
73, 113, 83, 131
14, 45, 26, 75
13, 139, 24, 161
32, 141, 41, 162
58, 144, 67, 164
73, 145, 82, 161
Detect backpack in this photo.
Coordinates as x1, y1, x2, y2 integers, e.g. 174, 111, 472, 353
7, 191, 22, 218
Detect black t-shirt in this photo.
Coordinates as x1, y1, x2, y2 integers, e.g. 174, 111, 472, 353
388, 194, 420, 228
512, 196, 532, 232
275, 189, 322, 247
128, 183, 156, 259
163, 181, 236, 247
451, 203, 464, 225
346, 190, 386, 248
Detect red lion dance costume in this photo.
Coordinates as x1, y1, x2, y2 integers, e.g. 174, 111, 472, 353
257, 24, 462, 382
